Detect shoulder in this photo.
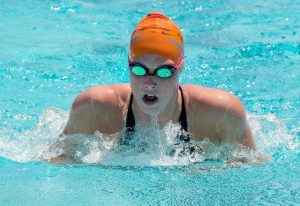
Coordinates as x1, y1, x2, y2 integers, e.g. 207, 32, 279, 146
181, 85, 254, 147
181, 84, 246, 118
64, 84, 131, 135
72, 84, 131, 110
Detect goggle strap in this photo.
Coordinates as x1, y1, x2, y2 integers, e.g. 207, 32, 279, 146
128, 55, 183, 70
174, 56, 183, 70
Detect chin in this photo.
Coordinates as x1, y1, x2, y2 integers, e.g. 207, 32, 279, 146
141, 95, 173, 115
140, 104, 161, 116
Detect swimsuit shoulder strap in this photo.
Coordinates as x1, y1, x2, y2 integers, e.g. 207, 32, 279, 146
125, 87, 189, 142
178, 86, 188, 132
125, 93, 135, 132
125, 87, 188, 132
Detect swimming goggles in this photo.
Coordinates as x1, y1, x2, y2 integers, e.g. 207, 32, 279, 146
129, 62, 177, 78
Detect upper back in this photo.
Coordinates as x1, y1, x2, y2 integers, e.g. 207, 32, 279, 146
181, 84, 247, 143
64, 83, 249, 146
63, 84, 131, 135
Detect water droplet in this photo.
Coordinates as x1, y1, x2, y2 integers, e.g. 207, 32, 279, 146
50, 6, 61, 11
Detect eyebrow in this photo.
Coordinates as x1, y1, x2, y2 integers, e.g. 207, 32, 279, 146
130, 61, 147, 68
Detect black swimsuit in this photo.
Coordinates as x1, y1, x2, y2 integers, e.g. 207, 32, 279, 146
124, 86, 190, 143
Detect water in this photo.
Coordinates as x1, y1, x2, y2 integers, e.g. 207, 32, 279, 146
0, 0, 299, 205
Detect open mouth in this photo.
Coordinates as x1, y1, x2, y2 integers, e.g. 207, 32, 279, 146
142, 94, 159, 105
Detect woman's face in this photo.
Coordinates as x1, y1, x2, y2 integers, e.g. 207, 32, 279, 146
130, 54, 180, 115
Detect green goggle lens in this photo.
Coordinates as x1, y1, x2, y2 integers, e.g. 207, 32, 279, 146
156, 68, 172, 78
131, 66, 146, 76
130, 65, 175, 78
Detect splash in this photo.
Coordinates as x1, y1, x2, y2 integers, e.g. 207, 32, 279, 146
0, 108, 298, 166
248, 113, 299, 161
0, 107, 68, 162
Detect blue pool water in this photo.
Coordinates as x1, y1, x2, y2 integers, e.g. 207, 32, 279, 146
0, 0, 299, 205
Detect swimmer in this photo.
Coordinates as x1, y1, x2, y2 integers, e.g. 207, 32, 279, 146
48, 12, 255, 163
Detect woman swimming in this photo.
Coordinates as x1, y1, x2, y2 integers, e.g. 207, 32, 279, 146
48, 12, 255, 163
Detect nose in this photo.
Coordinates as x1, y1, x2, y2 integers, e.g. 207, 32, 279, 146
144, 77, 157, 90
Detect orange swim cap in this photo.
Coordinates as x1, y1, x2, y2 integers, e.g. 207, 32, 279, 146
129, 12, 184, 70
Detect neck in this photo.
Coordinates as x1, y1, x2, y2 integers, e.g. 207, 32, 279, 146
132, 85, 182, 128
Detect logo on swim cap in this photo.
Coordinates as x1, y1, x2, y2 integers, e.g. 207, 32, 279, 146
168, 38, 183, 51
161, 30, 171, 36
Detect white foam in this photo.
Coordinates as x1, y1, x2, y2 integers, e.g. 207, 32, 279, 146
248, 113, 299, 154
0, 107, 68, 162
0, 108, 298, 166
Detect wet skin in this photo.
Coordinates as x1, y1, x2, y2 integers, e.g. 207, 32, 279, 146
62, 54, 255, 149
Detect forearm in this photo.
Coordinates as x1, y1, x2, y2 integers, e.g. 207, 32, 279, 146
42, 154, 80, 165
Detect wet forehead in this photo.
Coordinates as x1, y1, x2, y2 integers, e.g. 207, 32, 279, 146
133, 54, 174, 70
